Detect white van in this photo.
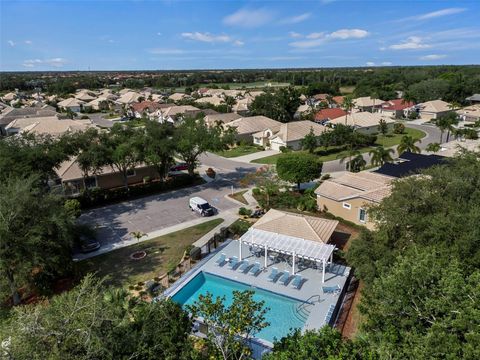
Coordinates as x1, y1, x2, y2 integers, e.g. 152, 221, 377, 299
189, 197, 215, 217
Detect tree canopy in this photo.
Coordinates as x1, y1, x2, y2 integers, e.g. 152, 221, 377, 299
276, 153, 323, 189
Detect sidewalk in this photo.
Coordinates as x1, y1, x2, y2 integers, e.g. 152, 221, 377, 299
228, 149, 280, 163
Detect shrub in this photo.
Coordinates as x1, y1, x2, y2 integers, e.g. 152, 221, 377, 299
279, 146, 292, 153
128, 285, 135, 290
238, 207, 252, 216
408, 111, 419, 120
64, 199, 81, 218
321, 174, 331, 181
184, 244, 194, 257
80, 115, 90, 119
252, 188, 261, 196
393, 123, 405, 134
229, 220, 251, 236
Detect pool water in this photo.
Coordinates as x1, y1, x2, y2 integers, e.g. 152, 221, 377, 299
171, 272, 306, 342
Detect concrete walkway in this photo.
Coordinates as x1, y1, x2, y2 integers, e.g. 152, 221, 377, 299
228, 149, 280, 163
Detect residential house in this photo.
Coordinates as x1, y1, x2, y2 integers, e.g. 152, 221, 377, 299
309, 93, 329, 107
158, 105, 201, 123
328, 111, 395, 134
353, 96, 385, 112
85, 97, 112, 111
457, 105, 480, 123
1, 92, 18, 103
129, 101, 170, 119
315, 171, 393, 229
57, 98, 85, 112
204, 112, 241, 127
5, 116, 91, 136
168, 92, 187, 102
380, 99, 415, 119
232, 98, 252, 115
117, 91, 142, 105
314, 108, 347, 124
466, 94, 480, 104
332, 96, 344, 108
267, 120, 328, 151
195, 96, 225, 107
55, 157, 158, 196
416, 100, 452, 120
435, 139, 480, 157
294, 104, 312, 119
0, 105, 58, 135
373, 152, 446, 178
75, 90, 97, 102
225, 115, 282, 142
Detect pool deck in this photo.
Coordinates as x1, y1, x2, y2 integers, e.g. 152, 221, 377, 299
165, 239, 351, 345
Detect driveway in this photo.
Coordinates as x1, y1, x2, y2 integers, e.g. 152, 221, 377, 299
78, 179, 241, 253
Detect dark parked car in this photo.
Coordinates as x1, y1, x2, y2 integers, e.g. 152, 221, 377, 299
170, 163, 189, 172
79, 235, 101, 253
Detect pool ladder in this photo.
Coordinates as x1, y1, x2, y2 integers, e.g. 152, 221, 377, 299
294, 294, 322, 322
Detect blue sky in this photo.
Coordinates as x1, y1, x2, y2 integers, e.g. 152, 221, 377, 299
1, 0, 479, 71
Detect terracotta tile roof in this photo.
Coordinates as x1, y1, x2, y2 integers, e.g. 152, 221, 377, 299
252, 209, 339, 244
313, 93, 329, 101
332, 96, 344, 105
381, 99, 414, 111
130, 101, 166, 113
314, 108, 347, 121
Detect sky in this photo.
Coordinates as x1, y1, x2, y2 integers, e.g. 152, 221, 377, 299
1, 0, 479, 71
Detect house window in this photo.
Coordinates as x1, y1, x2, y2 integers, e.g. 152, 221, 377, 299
359, 208, 367, 223
342, 202, 351, 210
85, 176, 97, 189
127, 169, 136, 177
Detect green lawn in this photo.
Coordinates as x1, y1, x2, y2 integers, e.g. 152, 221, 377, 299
252, 127, 426, 165
228, 190, 249, 205
214, 145, 264, 158
76, 218, 223, 288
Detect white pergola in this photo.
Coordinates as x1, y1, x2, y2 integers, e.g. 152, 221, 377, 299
238, 228, 335, 283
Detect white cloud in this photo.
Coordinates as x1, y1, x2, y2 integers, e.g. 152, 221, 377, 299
382, 61, 393, 66
157, 32, 162, 36
290, 28, 369, 48
7, 40, 15, 47
280, 13, 311, 25
289, 31, 303, 39
181, 32, 232, 43
366, 62, 376, 66
223, 8, 273, 28
233, 40, 244, 46
416, 8, 466, 20
420, 54, 447, 61
24, 40, 32, 45
22, 58, 67, 68
389, 36, 431, 50
329, 29, 369, 39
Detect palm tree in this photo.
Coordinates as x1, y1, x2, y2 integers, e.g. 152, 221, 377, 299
341, 152, 366, 172
338, 148, 361, 171
397, 135, 421, 154
435, 113, 459, 143
130, 231, 147, 244
426, 142, 441, 153
369, 146, 394, 167
342, 96, 354, 126
224, 95, 236, 112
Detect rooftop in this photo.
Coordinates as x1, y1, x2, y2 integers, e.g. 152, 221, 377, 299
314, 108, 347, 121
271, 120, 328, 143
373, 152, 447, 178
225, 115, 282, 135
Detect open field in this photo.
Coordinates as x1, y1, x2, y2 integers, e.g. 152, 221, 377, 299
76, 218, 223, 288
253, 127, 426, 165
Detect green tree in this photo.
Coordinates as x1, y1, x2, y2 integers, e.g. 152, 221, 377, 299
341, 152, 367, 173
342, 96, 354, 125
142, 120, 176, 181
435, 112, 459, 143
377, 119, 389, 139
359, 248, 480, 360
0, 176, 75, 305
369, 146, 394, 167
397, 135, 421, 154
265, 327, 376, 360
188, 290, 269, 360
276, 153, 323, 190
175, 117, 236, 176
224, 95, 236, 112
250, 87, 300, 123
425, 142, 441, 153
240, 166, 279, 208
301, 127, 318, 153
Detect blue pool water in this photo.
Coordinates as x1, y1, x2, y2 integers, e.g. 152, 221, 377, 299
171, 272, 306, 342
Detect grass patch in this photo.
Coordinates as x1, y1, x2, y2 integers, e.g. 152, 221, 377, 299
252, 127, 426, 165
340, 86, 355, 94
228, 190, 249, 205
214, 145, 264, 158
76, 218, 223, 288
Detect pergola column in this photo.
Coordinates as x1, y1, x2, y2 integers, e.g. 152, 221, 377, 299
292, 251, 296, 275
239, 238, 242, 261
264, 245, 268, 268
322, 259, 326, 283
329, 252, 333, 265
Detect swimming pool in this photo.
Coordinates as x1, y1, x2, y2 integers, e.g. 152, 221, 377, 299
171, 271, 306, 343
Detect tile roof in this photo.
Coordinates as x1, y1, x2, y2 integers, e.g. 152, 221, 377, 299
332, 96, 344, 105
204, 112, 241, 125
130, 101, 167, 113
58, 98, 85, 107
272, 120, 328, 143
252, 209, 339, 244
225, 115, 282, 135
381, 99, 415, 111
354, 97, 385, 107
314, 108, 347, 121
6, 116, 91, 136
418, 100, 452, 113
328, 111, 395, 128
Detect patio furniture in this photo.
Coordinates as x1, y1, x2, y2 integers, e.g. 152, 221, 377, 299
237, 260, 250, 273
249, 262, 262, 276
279, 271, 290, 285
228, 256, 239, 269
291, 274, 304, 289
215, 253, 226, 266
267, 267, 280, 282
325, 304, 336, 324
322, 285, 341, 294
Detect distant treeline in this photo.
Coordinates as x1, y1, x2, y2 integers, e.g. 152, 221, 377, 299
1, 65, 479, 103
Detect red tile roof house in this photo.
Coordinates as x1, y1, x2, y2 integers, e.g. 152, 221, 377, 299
314, 108, 347, 124
380, 99, 415, 119
129, 101, 170, 119
332, 96, 345, 107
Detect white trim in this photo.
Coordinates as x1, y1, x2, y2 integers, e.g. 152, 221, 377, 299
342, 202, 351, 210
358, 208, 367, 223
